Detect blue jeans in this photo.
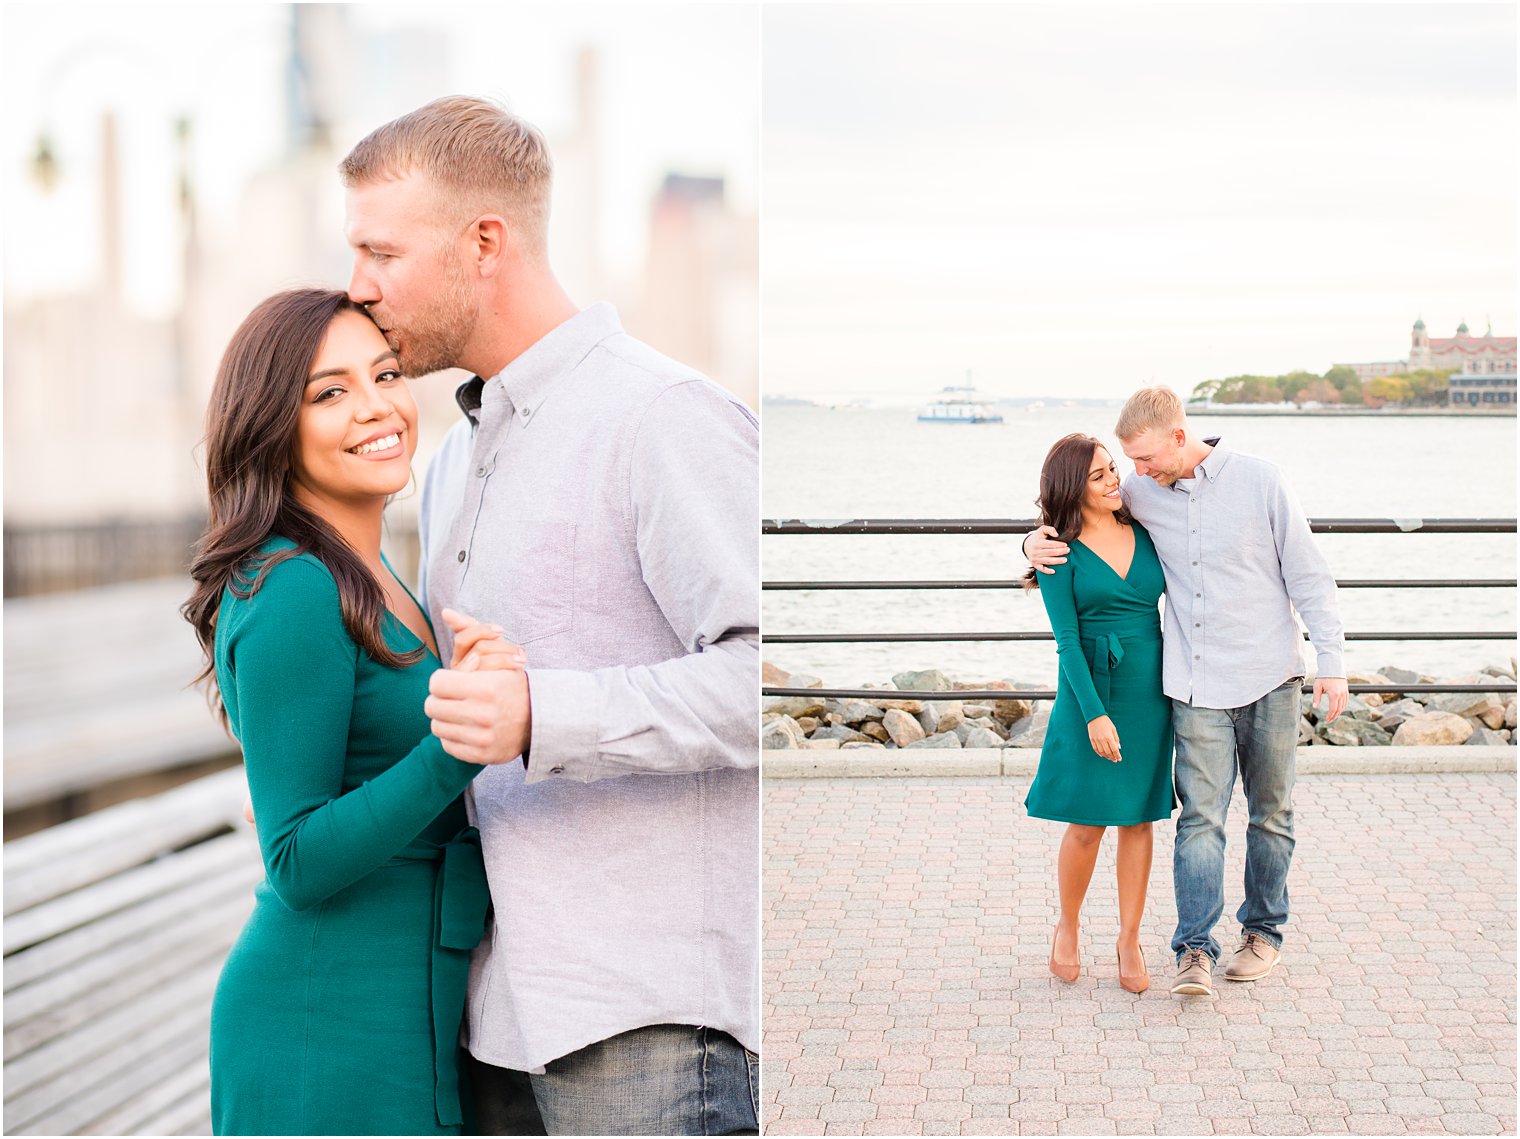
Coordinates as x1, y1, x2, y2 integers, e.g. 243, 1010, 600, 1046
1170, 677, 1300, 962
469, 1024, 758, 1135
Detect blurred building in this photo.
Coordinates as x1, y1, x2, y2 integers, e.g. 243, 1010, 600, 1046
1339, 317, 1517, 381
4, 5, 755, 591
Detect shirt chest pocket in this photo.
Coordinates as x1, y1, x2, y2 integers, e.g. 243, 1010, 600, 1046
460, 519, 577, 645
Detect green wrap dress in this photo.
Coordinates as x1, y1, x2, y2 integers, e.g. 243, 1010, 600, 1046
209, 540, 490, 1136
1024, 523, 1175, 826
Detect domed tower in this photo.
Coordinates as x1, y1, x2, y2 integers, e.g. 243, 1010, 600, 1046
1410, 317, 1429, 368
1456, 319, 1470, 337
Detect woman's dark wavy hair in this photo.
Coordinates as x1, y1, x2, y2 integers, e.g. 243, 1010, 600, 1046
182, 288, 424, 728
1022, 433, 1133, 591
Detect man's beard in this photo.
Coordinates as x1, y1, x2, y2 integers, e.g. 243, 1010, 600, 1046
389, 261, 478, 377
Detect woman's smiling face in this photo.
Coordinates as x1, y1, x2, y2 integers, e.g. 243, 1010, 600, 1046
1084, 445, 1123, 515
289, 309, 418, 513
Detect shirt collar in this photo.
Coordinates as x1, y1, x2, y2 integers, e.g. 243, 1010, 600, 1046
453, 302, 623, 425
1193, 435, 1229, 482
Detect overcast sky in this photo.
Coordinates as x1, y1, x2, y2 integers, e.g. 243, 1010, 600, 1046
763, 3, 1516, 402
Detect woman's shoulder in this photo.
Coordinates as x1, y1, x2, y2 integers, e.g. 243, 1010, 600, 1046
219, 538, 341, 627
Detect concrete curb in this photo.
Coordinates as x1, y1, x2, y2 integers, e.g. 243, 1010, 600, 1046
762, 745, 1517, 778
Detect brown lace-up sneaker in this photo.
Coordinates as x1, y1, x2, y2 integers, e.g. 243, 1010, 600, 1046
1170, 948, 1214, 996
1224, 932, 1281, 982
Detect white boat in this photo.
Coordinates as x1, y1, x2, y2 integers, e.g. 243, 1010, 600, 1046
917, 385, 1005, 424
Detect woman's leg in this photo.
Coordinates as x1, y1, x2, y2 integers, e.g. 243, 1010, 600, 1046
1054, 824, 1106, 966
1116, 821, 1154, 977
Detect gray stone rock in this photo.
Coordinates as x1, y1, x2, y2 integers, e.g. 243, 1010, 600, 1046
1322, 717, 1392, 746
787, 673, 825, 689
1371, 698, 1425, 730
1506, 697, 1517, 731
961, 704, 993, 719
1298, 716, 1316, 744
933, 702, 966, 733
915, 706, 939, 735
761, 716, 803, 749
1429, 691, 1506, 723
893, 669, 953, 692
800, 738, 843, 750
811, 724, 873, 744
1391, 712, 1474, 747
765, 695, 826, 719
904, 731, 962, 749
834, 700, 885, 724
961, 726, 1005, 749
1378, 666, 1425, 687
1465, 726, 1510, 746
840, 740, 887, 749
883, 707, 927, 747
1482, 662, 1517, 681
796, 716, 820, 735
1342, 694, 1377, 721
861, 722, 890, 743
1007, 712, 1051, 748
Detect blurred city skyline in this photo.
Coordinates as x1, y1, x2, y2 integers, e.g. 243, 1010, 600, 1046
763, 3, 1517, 402
3, 3, 759, 530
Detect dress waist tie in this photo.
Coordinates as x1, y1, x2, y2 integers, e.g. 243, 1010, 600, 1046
391, 826, 490, 1127
1088, 632, 1126, 708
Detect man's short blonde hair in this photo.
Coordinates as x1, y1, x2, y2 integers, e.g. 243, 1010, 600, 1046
1115, 386, 1186, 440
339, 96, 553, 257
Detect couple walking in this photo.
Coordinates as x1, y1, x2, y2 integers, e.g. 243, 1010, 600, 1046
1022, 387, 1347, 996
184, 97, 759, 1135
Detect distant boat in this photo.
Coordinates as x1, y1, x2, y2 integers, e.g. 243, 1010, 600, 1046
917, 385, 1005, 424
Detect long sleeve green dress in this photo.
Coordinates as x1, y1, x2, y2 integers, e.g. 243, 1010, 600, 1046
1024, 523, 1175, 826
209, 539, 490, 1136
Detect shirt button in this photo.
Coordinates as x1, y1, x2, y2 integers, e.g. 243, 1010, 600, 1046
1195, 622, 1201, 627
549, 765, 564, 775
475, 465, 487, 477
1194, 654, 1201, 660
457, 550, 466, 563
1195, 592, 1201, 598
522, 407, 532, 419
1192, 561, 1198, 566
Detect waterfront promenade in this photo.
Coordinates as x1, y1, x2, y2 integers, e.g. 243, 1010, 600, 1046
763, 770, 1516, 1136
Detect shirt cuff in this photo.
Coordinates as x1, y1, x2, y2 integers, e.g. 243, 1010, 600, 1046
1314, 649, 1345, 680
520, 667, 604, 785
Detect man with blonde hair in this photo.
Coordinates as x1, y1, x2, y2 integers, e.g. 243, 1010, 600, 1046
341, 96, 759, 1133
1026, 385, 1346, 999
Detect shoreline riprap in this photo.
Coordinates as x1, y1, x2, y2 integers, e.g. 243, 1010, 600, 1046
760, 662, 1518, 750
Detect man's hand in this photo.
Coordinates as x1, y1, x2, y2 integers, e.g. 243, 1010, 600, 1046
1314, 677, 1349, 724
441, 607, 526, 672
1024, 525, 1070, 575
426, 667, 533, 765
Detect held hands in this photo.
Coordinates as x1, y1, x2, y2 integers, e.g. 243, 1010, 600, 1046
426, 609, 533, 766
1025, 525, 1070, 575
1088, 715, 1122, 763
1314, 677, 1349, 724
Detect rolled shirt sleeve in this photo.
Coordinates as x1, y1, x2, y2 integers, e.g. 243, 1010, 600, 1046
523, 381, 759, 783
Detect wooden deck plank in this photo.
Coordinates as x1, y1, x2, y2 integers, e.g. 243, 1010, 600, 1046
4, 832, 250, 954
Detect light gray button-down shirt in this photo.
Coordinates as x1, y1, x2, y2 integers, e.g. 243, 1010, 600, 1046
1121, 436, 1344, 709
417, 302, 759, 1073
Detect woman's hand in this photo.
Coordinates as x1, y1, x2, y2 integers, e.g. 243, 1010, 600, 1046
1087, 715, 1122, 763
443, 608, 527, 672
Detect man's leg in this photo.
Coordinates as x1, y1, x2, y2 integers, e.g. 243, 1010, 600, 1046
529, 1024, 758, 1136
467, 1052, 549, 1136
1170, 700, 1239, 964
1233, 677, 1300, 951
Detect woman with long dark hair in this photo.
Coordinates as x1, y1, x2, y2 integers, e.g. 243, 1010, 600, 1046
1023, 433, 1174, 993
183, 289, 519, 1134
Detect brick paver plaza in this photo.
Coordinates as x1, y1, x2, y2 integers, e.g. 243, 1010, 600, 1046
763, 774, 1516, 1136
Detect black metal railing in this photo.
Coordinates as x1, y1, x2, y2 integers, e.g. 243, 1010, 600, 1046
762, 517, 1518, 701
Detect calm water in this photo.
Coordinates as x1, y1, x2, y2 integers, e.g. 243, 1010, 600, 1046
762, 406, 1517, 685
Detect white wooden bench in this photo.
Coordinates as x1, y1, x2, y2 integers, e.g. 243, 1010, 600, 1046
3, 768, 258, 1136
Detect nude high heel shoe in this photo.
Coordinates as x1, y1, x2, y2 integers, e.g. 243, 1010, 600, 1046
1048, 925, 1080, 983
1117, 946, 1151, 993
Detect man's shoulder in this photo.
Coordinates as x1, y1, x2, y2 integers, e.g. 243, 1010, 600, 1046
591, 333, 757, 430
1217, 445, 1288, 488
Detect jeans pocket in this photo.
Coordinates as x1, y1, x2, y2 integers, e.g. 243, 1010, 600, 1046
743, 1048, 759, 1121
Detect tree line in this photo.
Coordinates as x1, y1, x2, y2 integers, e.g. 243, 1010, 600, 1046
1191, 366, 1455, 408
